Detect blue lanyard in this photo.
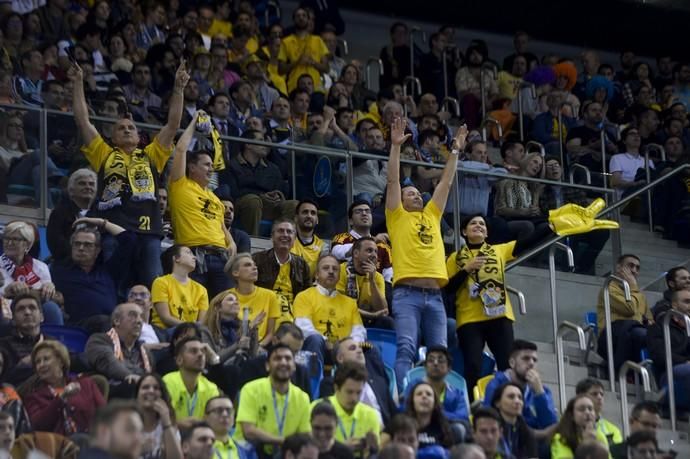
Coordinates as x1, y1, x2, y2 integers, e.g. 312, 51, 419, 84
214, 442, 236, 459
272, 386, 289, 436
338, 418, 356, 440
187, 390, 199, 417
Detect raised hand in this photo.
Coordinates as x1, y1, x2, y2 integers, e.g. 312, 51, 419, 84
174, 59, 191, 90
66, 62, 83, 82
451, 124, 469, 151
390, 117, 411, 146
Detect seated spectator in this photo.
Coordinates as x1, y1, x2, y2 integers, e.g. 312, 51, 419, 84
51, 218, 132, 333
295, 255, 366, 368
85, 303, 154, 398
163, 336, 221, 421
246, 55, 280, 114
0, 292, 51, 386
553, 61, 581, 117
46, 169, 97, 262
455, 43, 498, 129
204, 396, 255, 459
0, 221, 62, 325
529, 91, 576, 154
386, 414, 420, 456
12, 50, 44, 107
253, 220, 312, 323
401, 346, 469, 423
497, 55, 527, 101
310, 401, 355, 459
0, 351, 31, 435
77, 400, 146, 459
228, 80, 263, 134
180, 420, 216, 459
24, 340, 105, 435
401, 381, 462, 451
652, 136, 690, 236
332, 200, 394, 283
652, 266, 690, 320
336, 237, 392, 330
574, 441, 611, 459
228, 129, 298, 236
135, 373, 183, 459
647, 289, 690, 411
282, 433, 320, 459
127, 285, 162, 345
489, 383, 538, 458
220, 198, 251, 254
609, 127, 654, 199
551, 394, 610, 458
203, 290, 260, 364
291, 199, 328, 278
566, 101, 618, 183
472, 407, 509, 459
610, 401, 662, 459
224, 253, 279, 347
151, 245, 209, 329
540, 156, 610, 274
483, 339, 558, 431
596, 254, 650, 373
575, 378, 622, 447
234, 344, 311, 457
1, 411, 79, 459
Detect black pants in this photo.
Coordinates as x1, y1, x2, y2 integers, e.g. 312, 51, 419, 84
597, 320, 648, 373
457, 317, 514, 400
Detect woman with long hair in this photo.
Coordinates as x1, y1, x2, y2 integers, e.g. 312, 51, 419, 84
403, 381, 458, 450
551, 394, 610, 458
135, 373, 183, 459
489, 382, 537, 458
202, 290, 260, 363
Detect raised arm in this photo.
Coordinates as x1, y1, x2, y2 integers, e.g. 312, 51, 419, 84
385, 117, 411, 210
157, 59, 190, 149
431, 124, 467, 210
68, 63, 99, 145
169, 110, 201, 182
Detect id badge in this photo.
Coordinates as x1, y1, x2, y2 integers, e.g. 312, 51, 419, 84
469, 282, 480, 298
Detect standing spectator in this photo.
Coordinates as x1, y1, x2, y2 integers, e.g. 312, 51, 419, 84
596, 254, 650, 372
609, 127, 654, 199
76, 401, 146, 459
151, 245, 209, 329
278, 8, 329, 93
135, 373, 183, 459
551, 395, 610, 457
70, 60, 190, 293
245, 56, 280, 114
291, 199, 328, 278
489, 383, 538, 458
24, 340, 106, 435
46, 169, 97, 262
379, 22, 411, 89
385, 119, 466, 386
12, 50, 44, 107
163, 337, 221, 421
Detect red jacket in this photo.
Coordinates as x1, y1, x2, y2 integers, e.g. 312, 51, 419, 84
24, 375, 105, 434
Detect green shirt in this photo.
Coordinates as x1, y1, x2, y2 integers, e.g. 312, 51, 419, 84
213, 437, 240, 459
311, 395, 381, 443
163, 371, 220, 420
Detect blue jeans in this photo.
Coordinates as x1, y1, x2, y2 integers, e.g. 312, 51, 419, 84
42, 300, 64, 325
393, 285, 448, 388
102, 233, 162, 299
303, 334, 329, 368
190, 252, 233, 299
662, 363, 690, 411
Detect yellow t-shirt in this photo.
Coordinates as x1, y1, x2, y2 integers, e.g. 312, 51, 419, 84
291, 234, 324, 278
208, 19, 231, 38
163, 371, 220, 420
497, 71, 523, 100
293, 287, 362, 341
278, 34, 329, 92
311, 395, 381, 444
235, 378, 311, 449
446, 242, 516, 328
168, 175, 226, 248
261, 45, 289, 96
385, 201, 447, 287
213, 438, 240, 459
336, 263, 385, 310
227, 286, 280, 340
151, 274, 209, 328
273, 262, 294, 325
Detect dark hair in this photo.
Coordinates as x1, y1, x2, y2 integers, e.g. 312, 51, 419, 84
574, 441, 610, 459
627, 430, 658, 449
208, 93, 230, 108
281, 433, 316, 458
544, 155, 561, 166
418, 128, 441, 147
426, 345, 452, 365
510, 339, 538, 357
460, 214, 486, 232
91, 400, 142, 435
267, 343, 294, 359
229, 80, 250, 99
275, 322, 304, 341
186, 150, 214, 176
289, 88, 310, 101
388, 413, 418, 436
170, 322, 202, 356
666, 266, 690, 288
472, 407, 502, 429
352, 236, 376, 254
9, 291, 41, 313
553, 394, 595, 453
310, 400, 338, 421
205, 395, 233, 414
404, 381, 454, 448
135, 373, 177, 424
631, 401, 660, 420
348, 199, 371, 219
174, 335, 203, 358
500, 141, 523, 160
333, 361, 368, 388
181, 421, 213, 444
575, 377, 604, 395
160, 244, 186, 274
295, 199, 318, 215
617, 253, 641, 264
389, 22, 407, 35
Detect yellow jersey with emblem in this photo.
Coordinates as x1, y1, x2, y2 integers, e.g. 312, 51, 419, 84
293, 287, 362, 342
278, 34, 329, 92
273, 262, 294, 325
385, 201, 447, 286
336, 263, 385, 310
168, 175, 226, 248
227, 286, 281, 340
291, 234, 324, 278
151, 274, 209, 328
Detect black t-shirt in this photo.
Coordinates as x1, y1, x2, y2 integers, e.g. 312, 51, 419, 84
566, 125, 601, 145
417, 420, 447, 449
319, 442, 355, 459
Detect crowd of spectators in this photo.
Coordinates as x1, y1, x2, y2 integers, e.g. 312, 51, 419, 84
0, 0, 687, 458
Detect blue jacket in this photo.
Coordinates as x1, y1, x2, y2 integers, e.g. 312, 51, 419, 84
483, 371, 558, 429
530, 112, 576, 145
401, 378, 469, 422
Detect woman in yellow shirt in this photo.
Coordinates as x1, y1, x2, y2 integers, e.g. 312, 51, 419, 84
550, 394, 612, 459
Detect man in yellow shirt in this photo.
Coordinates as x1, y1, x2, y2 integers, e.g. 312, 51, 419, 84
336, 237, 392, 330
313, 362, 381, 455
235, 344, 312, 456
163, 337, 221, 421
224, 253, 280, 347
291, 199, 329, 278
278, 7, 329, 92
294, 255, 366, 368
385, 117, 467, 387
168, 111, 236, 298
151, 245, 209, 329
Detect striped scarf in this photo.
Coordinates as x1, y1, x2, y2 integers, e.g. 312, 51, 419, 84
106, 328, 152, 373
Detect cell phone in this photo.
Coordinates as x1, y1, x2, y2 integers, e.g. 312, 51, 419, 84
66, 47, 77, 65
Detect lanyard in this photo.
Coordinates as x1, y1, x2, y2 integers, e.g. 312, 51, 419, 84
337, 418, 356, 440
272, 386, 289, 436
187, 390, 199, 417
214, 442, 236, 459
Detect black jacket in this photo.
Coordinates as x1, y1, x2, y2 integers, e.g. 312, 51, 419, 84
253, 249, 312, 297
647, 314, 690, 376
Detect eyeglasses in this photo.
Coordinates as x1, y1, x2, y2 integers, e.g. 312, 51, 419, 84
206, 407, 233, 415
352, 208, 371, 215
3, 236, 26, 244
427, 357, 448, 364
128, 291, 150, 299
311, 424, 335, 432
72, 241, 96, 249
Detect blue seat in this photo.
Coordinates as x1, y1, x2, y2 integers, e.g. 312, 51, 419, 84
585, 311, 598, 336
384, 365, 397, 399
402, 367, 470, 410
309, 353, 323, 400
41, 325, 90, 353
640, 348, 650, 361
367, 328, 397, 368
481, 351, 496, 377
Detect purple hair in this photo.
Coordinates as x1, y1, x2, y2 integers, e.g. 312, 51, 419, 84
523, 65, 557, 86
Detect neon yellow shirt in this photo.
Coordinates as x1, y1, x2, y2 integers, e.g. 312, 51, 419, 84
213, 437, 240, 459
163, 371, 220, 420
311, 395, 381, 444
550, 431, 612, 459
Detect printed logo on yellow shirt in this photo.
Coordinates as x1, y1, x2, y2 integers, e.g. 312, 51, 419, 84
417, 222, 433, 244
199, 197, 220, 221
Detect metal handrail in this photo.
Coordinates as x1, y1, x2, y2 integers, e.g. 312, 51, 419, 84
644, 151, 654, 232
479, 62, 498, 119
661, 309, 690, 432
506, 285, 527, 315
337, 38, 349, 57
549, 243, 574, 347
365, 57, 383, 90
264, 0, 280, 28
644, 143, 666, 162
517, 82, 536, 141
602, 275, 631, 394
558, 102, 577, 169
402, 76, 422, 117
481, 116, 503, 143
442, 48, 450, 101
441, 97, 460, 118
619, 360, 652, 438
506, 163, 690, 271
640, 257, 690, 291
569, 163, 592, 185
556, 321, 587, 410
525, 140, 545, 157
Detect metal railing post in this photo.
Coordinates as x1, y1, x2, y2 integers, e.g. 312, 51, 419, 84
603, 275, 631, 393
481, 116, 503, 144
402, 76, 421, 117
525, 140, 545, 157
557, 102, 577, 170
441, 97, 460, 118
479, 62, 497, 120
451, 170, 462, 250
345, 152, 354, 208
662, 310, 690, 432
442, 48, 449, 101
600, 130, 608, 188
506, 285, 527, 315
517, 82, 536, 142
644, 151, 654, 232
556, 321, 587, 410
569, 164, 591, 185
644, 143, 666, 162
408, 28, 426, 81
619, 360, 651, 438
365, 57, 383, 90
40, 109, 48, 222
337, 38, 349, 57
549, 242, 574, 348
